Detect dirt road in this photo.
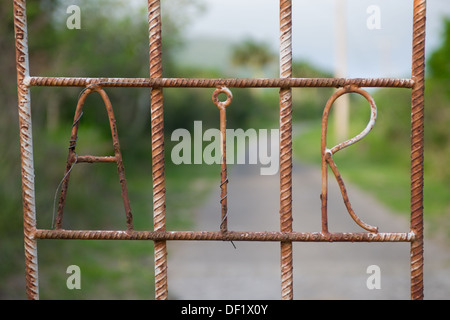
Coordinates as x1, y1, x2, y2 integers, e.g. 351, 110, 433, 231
167, 160, 450, 300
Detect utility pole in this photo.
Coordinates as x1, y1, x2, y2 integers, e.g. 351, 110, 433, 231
334, 0, 349, 142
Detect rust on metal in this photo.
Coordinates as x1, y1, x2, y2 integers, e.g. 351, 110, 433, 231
279, 0, 294, 301
321, 86, 378, 234
212, 86, 233, 233
28, 76, 415, 89
55, 85, 134, 231
76, 155, 117, 163
410, 0, 426, 301
14, 0, 39, 300
148, 0, 168, 301
14, 0, 427, 300
34, 229, 415, 242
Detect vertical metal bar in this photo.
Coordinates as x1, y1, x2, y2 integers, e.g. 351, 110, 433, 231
279, 0, 294, 300
320, 118, 329, 234
212, 87, 233, 233
410, 0, 426, 301
148, 0, 168, 300
220, 105, 228, 233
13, 0, 39, 300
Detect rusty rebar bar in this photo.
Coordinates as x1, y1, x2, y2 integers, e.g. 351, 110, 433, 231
14, 0, 39, 300
212, 87, 233, 233
76, 156, 117, 163
148, 0, 167, 301
27, 76, 415, 89
410, 0, 426, 301
279, 0, 293, 301
34, 229, 415, 242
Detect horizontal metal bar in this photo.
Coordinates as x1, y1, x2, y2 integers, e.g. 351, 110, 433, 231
34, 229, 415, 242
26, 76, 415, 89
76, 155, 117, 163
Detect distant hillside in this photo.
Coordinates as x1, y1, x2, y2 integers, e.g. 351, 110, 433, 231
174, 36, 234, 72
173, 36, 278, 78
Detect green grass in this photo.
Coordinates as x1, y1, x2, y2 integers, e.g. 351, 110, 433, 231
293, 117, 449, 240
2, 124, 218, 300
5, 85, 449, 299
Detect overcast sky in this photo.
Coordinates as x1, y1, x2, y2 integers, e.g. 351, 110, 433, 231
185, 0, 450, 78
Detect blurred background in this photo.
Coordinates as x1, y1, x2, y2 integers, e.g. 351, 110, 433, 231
1, 0, 449, 299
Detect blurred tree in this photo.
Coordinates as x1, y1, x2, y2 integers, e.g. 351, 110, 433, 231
428, 18, 450, 83
291, 61, 333, 121
231, 38, 276, 77
15, 0, 204, 134
424, 17, 450, 181
1, 0, 208, 299
161, 0, 205, 77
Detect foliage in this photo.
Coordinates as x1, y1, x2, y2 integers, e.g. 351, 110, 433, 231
428, 18, 450, 84
425, 18, 450, 184
294, 19, 450, 238
2, 0, 449, 300
292, 61, 334, 121
0, 0, 215, 299
231, 38, 276, 77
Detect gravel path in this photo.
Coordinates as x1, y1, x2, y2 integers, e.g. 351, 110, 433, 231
167, 160, 450, 300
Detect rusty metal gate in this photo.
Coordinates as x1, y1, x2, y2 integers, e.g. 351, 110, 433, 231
14, 0, 427, 300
